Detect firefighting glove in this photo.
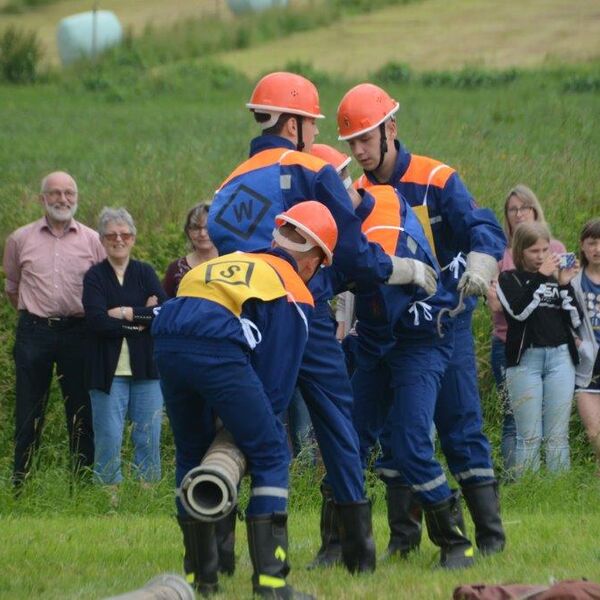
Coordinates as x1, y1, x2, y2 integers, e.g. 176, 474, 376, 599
457, 251, 499, 297
387, 256, 438, 295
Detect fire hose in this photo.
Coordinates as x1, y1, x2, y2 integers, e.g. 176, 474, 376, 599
436, 288, 466, 338
104, 573, 194, 600
178, 426, 247, 522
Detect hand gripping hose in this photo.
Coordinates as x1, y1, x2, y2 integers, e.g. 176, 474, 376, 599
436, 289, 466, 338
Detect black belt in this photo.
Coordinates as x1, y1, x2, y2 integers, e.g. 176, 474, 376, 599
20, 310, 84, 328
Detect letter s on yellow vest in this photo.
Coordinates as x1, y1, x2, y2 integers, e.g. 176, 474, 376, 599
177, 252, 313, 317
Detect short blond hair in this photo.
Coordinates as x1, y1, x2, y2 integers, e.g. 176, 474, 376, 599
504, 184, 547, 240
511, 221, 551, 271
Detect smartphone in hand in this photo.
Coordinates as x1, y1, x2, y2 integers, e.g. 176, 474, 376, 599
558, 252, 576, 269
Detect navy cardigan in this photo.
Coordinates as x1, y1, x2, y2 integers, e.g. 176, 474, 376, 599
83, 258, 167, 393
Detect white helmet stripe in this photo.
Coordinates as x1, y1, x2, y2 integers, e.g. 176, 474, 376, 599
247, 102, 325, 119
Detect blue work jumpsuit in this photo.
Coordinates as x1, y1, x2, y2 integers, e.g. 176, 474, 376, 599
208, 135, 394, 502
356, 142, 507, 491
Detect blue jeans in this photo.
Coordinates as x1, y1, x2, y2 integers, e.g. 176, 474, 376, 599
90, 377, 163, 485
505, 345, 575, 476
491, 335, 517, 473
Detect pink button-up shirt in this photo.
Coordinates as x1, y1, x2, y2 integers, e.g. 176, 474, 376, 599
3, 217, 106, 317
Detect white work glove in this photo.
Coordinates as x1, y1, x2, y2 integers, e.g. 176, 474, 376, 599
457, 251, 499, 297
387, 256, 438, 295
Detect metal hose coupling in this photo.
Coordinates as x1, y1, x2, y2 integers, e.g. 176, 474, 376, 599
104, 573, 194, 599
178, 427, 247, 522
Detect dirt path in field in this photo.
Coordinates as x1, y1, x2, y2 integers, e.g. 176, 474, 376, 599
217, 0, 600, 76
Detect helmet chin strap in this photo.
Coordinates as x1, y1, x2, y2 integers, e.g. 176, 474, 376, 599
295, 116, 305, 151
365, 122, 388, 182
272, 228, 316, 254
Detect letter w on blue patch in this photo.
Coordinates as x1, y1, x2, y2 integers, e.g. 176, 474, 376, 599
213, 184, 272, 241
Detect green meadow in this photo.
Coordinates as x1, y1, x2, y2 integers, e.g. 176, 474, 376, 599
1, 1, 600, 597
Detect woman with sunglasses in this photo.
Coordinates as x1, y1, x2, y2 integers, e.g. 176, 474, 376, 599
82, 207, 167, 498
487, 185, 565, 477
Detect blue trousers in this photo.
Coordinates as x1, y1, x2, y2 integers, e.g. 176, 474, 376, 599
90, 377, 163, 485
155, 345, 290, 517
506, 345, 574, 475
435, 315, 495, 484
352, 335, 454, 505
298, 309, 366, 502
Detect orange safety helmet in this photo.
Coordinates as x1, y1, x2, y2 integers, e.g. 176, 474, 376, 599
274, 201, 338, 266
247, 72, 325, 125
310, 143, 351, 174
337, 83, 399, 141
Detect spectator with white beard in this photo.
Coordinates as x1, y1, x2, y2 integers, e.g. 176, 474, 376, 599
3, 171, 105, 488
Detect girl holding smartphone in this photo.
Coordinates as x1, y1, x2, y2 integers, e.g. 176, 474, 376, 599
486, 185, 565, 474
496, 221, 582, 478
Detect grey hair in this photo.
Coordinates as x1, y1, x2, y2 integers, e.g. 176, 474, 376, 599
40, 171, 78, 194
97, 207, 137, 236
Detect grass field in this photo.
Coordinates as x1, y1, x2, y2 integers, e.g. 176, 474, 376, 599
1, 66, 597, 251
1, 1, 600, 596
1, 469, 599, 599
1, 65, 599, 598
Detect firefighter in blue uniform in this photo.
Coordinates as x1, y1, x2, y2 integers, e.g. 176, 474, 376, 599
207, 72, 438, 574
311, 144, 477, 568
153, 202, 337, 599
337, 84, 507, 562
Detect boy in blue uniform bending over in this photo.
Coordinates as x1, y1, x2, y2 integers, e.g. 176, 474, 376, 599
153, 202, 337, 599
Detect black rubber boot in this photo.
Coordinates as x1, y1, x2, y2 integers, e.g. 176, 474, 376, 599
336, 500, 376, 574
461, 480, 506, 555
247, 512, 314, 599
215, 508, 237, 575
306, 483, 342, 569
423, 491, 475, 570
177, 515, 219, 596
382, 483, 423, 560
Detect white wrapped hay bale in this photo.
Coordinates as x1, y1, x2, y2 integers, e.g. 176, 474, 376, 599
227, 0, 288, 15
57, 10, 123, 66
